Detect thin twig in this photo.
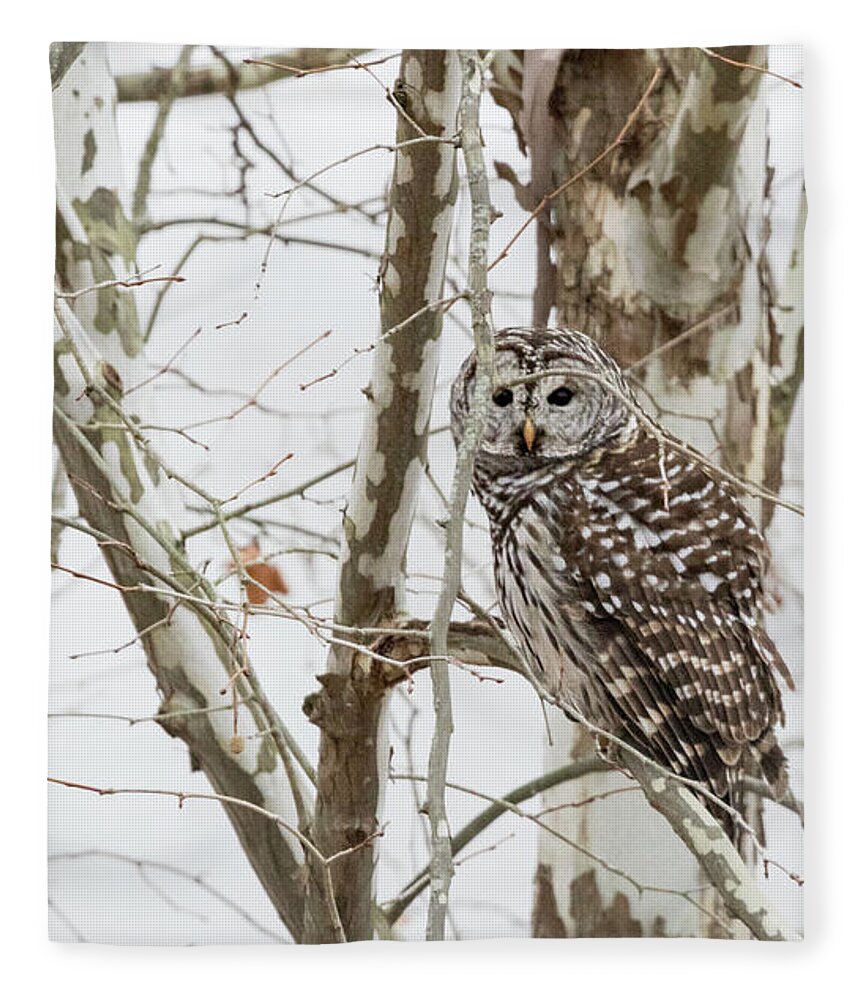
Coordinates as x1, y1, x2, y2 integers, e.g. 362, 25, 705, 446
125, 326, 203, 396
47, 777, 361, 943
488, 65, 662, 272
349, 53, 429, 138
700, 48, 802, 89
623, 304, 739, 373
298, 296, 463, 392
55, 270, 185, 301
49, 703, 249, 727
501, 367, 804, 518
49, 850, 289, 943
242, 52, 400, 80
181, 457, 357, 540
423, 50, 494, 944
260, 135, 453, 283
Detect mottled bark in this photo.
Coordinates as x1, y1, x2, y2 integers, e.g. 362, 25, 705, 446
532, 864, 569, 938
621, 751, 790, 940
721, 126, 805, 530
518, 50, 565, 326
114, 47, 371, 102
539, 711, 701, 936
302, 49, 460, 943
52, 44, 309, 940
490, 46, 795, 938
549, 47, 765, 373
547, 46, 776, 939
50, 42, 86, 89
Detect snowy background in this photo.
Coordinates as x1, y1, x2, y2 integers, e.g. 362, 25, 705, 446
49, 44, 804, 943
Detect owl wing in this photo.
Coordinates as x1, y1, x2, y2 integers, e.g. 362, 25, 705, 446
557, 441, 790, 796
563, 600, 739, 795
576, 574, 788, 801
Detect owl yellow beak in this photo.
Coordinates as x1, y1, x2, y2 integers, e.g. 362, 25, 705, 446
522, 415, 537, 452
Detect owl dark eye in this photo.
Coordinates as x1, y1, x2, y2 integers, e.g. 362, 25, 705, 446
547, 386, 574, 406
493, 389, 514, 408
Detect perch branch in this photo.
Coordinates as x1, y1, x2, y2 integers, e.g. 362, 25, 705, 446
620, 751, 794, 941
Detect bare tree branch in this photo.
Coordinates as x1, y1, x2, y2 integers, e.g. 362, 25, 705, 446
53, 47, 312, 939
132, 45, 193, 226
386, 755, 608, 923
700, 47, 802, 89
50, 850, 290, 943
47, 778, 387, 945
301, 49, 462, 944
115, 48, 372, 102
424, 49, 495, 942
620, 752, 794, 941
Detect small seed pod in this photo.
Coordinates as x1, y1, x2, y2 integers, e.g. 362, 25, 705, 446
229, 734, 245, 755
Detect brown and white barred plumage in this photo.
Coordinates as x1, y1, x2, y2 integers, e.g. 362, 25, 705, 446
450, 328, 792, 835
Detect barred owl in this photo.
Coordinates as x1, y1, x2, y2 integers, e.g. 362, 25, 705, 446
450, 327, 793, 832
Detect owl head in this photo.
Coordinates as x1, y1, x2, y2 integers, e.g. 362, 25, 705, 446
450, 328, 639, 466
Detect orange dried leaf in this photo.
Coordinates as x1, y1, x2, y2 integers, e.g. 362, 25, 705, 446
229, 541, 289, 606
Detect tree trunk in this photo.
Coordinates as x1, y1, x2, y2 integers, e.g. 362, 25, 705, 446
302, 49, 461, 943
489, 45, 800, 938
51, 43, 310, 941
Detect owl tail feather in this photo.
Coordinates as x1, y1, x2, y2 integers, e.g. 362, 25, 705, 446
712, 732, 790, 850
729, 731, 792, 857
755, 730, 790, 803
